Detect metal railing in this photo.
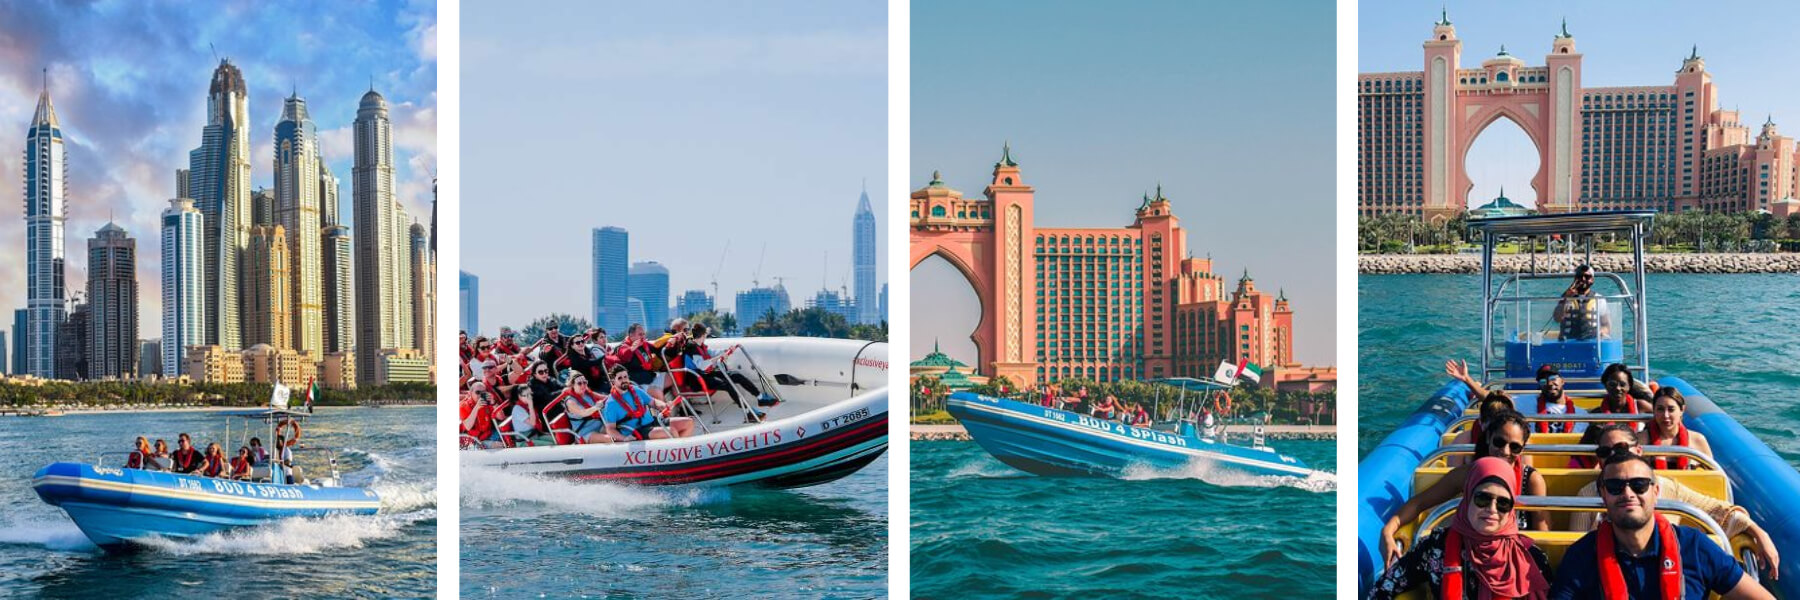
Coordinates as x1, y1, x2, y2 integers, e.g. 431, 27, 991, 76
1414, 496, 1727, 548
1418, 443, 1724, 474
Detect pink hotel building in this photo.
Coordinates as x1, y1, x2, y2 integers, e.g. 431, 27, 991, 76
1360, 13, 1800, 222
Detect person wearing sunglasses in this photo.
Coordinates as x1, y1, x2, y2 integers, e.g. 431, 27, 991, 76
1553, 264, 1612, 341
1566, 426, 1778, 577
527, 360, 566, 436
1596, 363, 1654, 417
1382, 411, 1552, 569
1551, 452, 1775, 599
1532, 364, 1580, 434
1370, 456, 1552, 600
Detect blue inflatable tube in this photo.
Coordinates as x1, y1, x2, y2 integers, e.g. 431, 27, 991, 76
1356, 380, 1473, 596
1659, 376, 1800, 592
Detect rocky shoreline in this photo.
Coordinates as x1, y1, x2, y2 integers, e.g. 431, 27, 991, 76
1360, 253, 1800, 274
908, 424, 1335, 441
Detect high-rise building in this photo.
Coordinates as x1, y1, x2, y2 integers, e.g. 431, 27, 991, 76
735, 284, 791, 326
246, 225, 292, 349
56, 300, 88, 381
0, 330, 8, 375
628, 261, 670, 330
807, 288, 857, 323
674, 289, 712, 320
410, 222, 434, 363
320, 162, 341, 226
86, 222, 137, 379
24, 75, 67, 379
854, 184, 878, 324
354, 86, 405, 383
175, 168, 190, 198
139, 339, 161, 378
592, 227, 629, 334
322, 224, 354, 355
251, 187, 276, 227
188, 60, 251, 350
880, 283, 889, 324
393, 202, 413, 350
162, 198, 205, 377
11, 310, 26, 375
276, 92, 324, 357
459, 270, 480, 335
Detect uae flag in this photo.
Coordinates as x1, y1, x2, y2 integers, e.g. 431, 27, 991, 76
1234, 358, 1264, 384
304, 378, 320, 413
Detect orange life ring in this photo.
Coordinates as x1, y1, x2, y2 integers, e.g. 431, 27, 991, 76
276, 418, 302, 444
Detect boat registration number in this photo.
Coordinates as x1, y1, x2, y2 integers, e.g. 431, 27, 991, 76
208, 479, 304, 499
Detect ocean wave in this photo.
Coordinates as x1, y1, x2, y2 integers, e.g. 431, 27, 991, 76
375, 480, 438, 513
0, 518, 96, 551
947, 460, 1028, 480
459, 464, 727, 518
135, 510, 432, 556
1120, 458, 1337, 492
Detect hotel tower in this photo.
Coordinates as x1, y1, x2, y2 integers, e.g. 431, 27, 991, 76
275, 92, 324, 356
23, 75, 66, 378
188, 60, 252, 349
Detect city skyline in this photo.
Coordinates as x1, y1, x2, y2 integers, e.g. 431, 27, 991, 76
462, 0, 886, 332
0, 1, 437, 343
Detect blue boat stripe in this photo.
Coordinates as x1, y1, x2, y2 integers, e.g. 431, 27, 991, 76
951, 399, 1314, 476
33, 474, 382, 511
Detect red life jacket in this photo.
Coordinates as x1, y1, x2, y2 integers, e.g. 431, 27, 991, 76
610, 388, 651, 420
540, 399, 579, 445
1536, 395, 1576, 434
172, 448, 202, 472
1648, 420, 1691, 470
463, 402, 496, 441
550, 389, 604, 444
1441, 529, 1467, 600
492, 400, 531, 448
127, 450, 146, 469
231, 456, 252, 478
203, 455, 224, 478
1597, 514, 1682, 600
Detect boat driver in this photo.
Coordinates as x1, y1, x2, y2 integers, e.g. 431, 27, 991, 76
1553, 264, 1612, 341
170, 433, 204, 474
1549, 452, 1775, 599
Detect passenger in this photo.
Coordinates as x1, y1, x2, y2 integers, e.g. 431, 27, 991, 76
1566, 426, 1780, 575
611, 324, 665, 400
127, 436, 151, 469
459, 330, 473, 363
557, 374, 615, 444
170, 433, 204, 474
1549, 452, 1775, 599
511, 386, 541, 439
249, 436, 269, 465
1552, 264, 1612, 341
1369, 456, 1553, 600
1381, 411, 1552, 568
460, 386, 500, 447
1091, 395, 1118, 420
1644, 387, 1711, 469
1444, 359, 1519, 454
275, 433, 301, 484
1533, 364, 1579, 434
687, 324, 772, 406
603, 366, 694, 440
201, 443, 227, 478
1568, 424, 1611, 469
150, 439, 170, 471
527, 361, 565, 435
467, 337, 497, 381
1596, 363, 1653, 417
230, 446, 254, 480
494, 327, 523, 355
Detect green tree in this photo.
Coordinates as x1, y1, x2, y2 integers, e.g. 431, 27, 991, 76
520, 313, 593, 343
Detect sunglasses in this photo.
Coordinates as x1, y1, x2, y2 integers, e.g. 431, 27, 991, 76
1488, 437, 1525, 455
1600, 477, 1655, 496
1470, 491, 1514, 513
1537, 375, 1562, 384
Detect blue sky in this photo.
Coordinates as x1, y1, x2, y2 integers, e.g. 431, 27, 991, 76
0, 0, 437, 341
1363, 1, 1800, 209
460, 0, 887, 332
911, 0, 1338, 367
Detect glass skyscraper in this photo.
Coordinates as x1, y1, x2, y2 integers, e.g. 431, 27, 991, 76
592, 227, 629, 334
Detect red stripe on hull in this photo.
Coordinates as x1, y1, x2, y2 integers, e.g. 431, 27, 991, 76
567, 416, 888, 485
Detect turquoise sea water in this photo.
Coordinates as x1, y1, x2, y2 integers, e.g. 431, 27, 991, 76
1358, 273, 1800, 461
911, 439, 1335, 599
0, 406, 437, 598
460, 454, 887, 598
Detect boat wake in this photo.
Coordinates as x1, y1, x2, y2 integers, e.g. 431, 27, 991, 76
1121, 458, 1337, 492
135, 508, 435, 556
950, 460, 1031, 480
0, 518, 95, 551
460, 464, 729, 519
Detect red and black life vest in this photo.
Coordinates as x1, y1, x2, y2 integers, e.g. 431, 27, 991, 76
1441, 529, 1468, 600
202, 455, 224, 478
127, 450, 146, 469
172, 448, 202, 472
231, 456, 252, 478
1597, 514, 1682, 600
1648, 420, 1691, 470
1537, 395, 1577, 434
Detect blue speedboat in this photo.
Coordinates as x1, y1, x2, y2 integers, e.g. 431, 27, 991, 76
33, 407, 381, 550
946, 389, 1310, 478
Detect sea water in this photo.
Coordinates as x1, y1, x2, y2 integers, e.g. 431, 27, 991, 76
460, 454, 887, 598
910, 439, 1335, 598
0, 406, 437, 598
1359, 273, 1800, 462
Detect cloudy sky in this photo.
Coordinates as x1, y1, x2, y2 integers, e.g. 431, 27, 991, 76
0, 0, 437, 342
911, 0, 1338, 367
460, 0, 886, 333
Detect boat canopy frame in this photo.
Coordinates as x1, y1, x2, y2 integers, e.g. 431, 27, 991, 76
1467, 211, 1655, 387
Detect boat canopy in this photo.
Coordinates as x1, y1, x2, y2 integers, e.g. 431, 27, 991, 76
1466, 210, 1655, 237
211, 408, 312, 421
1145, 377, 1232, 392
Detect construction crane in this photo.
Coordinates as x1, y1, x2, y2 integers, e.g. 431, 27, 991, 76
710, 240, 730, 304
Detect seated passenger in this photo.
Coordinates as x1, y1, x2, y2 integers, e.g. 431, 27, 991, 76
603, 366, 694, 440
511, 386, 541, 440
231, 446, 254, 480
557, 374, 614, 444
686, 324, 771, 406
169, 434, 204, 474
1564, 426, 1778, 573
1369, 456, 1553, 600
249, 436, 269, 465
459, 386, 501, 447
1568, 424, 1611, 469
1644, 387, 1711, 469
1553, 264, 1612, 341
1091, 395, 1118, 420
1550, 453, 1775, 599
1596, 363, 1654, 417
149, 439, 170, 471
127, 436, 151, 469
612, 324, 664, 400
1533, 364, 1579, 434
1381, 411, 1551, 568
201, 443, 227, 478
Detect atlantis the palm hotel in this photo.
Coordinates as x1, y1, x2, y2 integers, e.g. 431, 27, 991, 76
1360, 12, 1800, 221
908, 146, 1335, 396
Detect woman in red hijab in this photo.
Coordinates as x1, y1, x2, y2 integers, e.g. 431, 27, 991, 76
1369, 456, 1552, 599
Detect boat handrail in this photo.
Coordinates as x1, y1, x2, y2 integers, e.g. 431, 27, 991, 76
1476, 375, 1649, 388
1418, 443, 1723, 473
1412, 496, 1727, 549
1447, 413, 1652, 430
93, 451, 142, 470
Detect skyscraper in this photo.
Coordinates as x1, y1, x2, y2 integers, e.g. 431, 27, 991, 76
628, 261, 670, 330
251, 188, 276, 226
187, 60, 251, 350
139, 339, 160, 378
24, 75, 67, 378
319, 162, 341, 226
0, 331, 8, 375
808, 288, 857, 323
322, 224, 355, 355
674, 289, 712, 320
246, 225, 291, 349
735, 284, 791, 326
162, 198, 205, 377
459, 270, 479, 335
592, 227, 629, 334
10, 310, 25, 375
854, 183, 877, 324
410, 222, 434, 363
354, 86, 403, 383
275, 92, 324, 356
57, 300, 88, 381
86, 222, 137, 379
